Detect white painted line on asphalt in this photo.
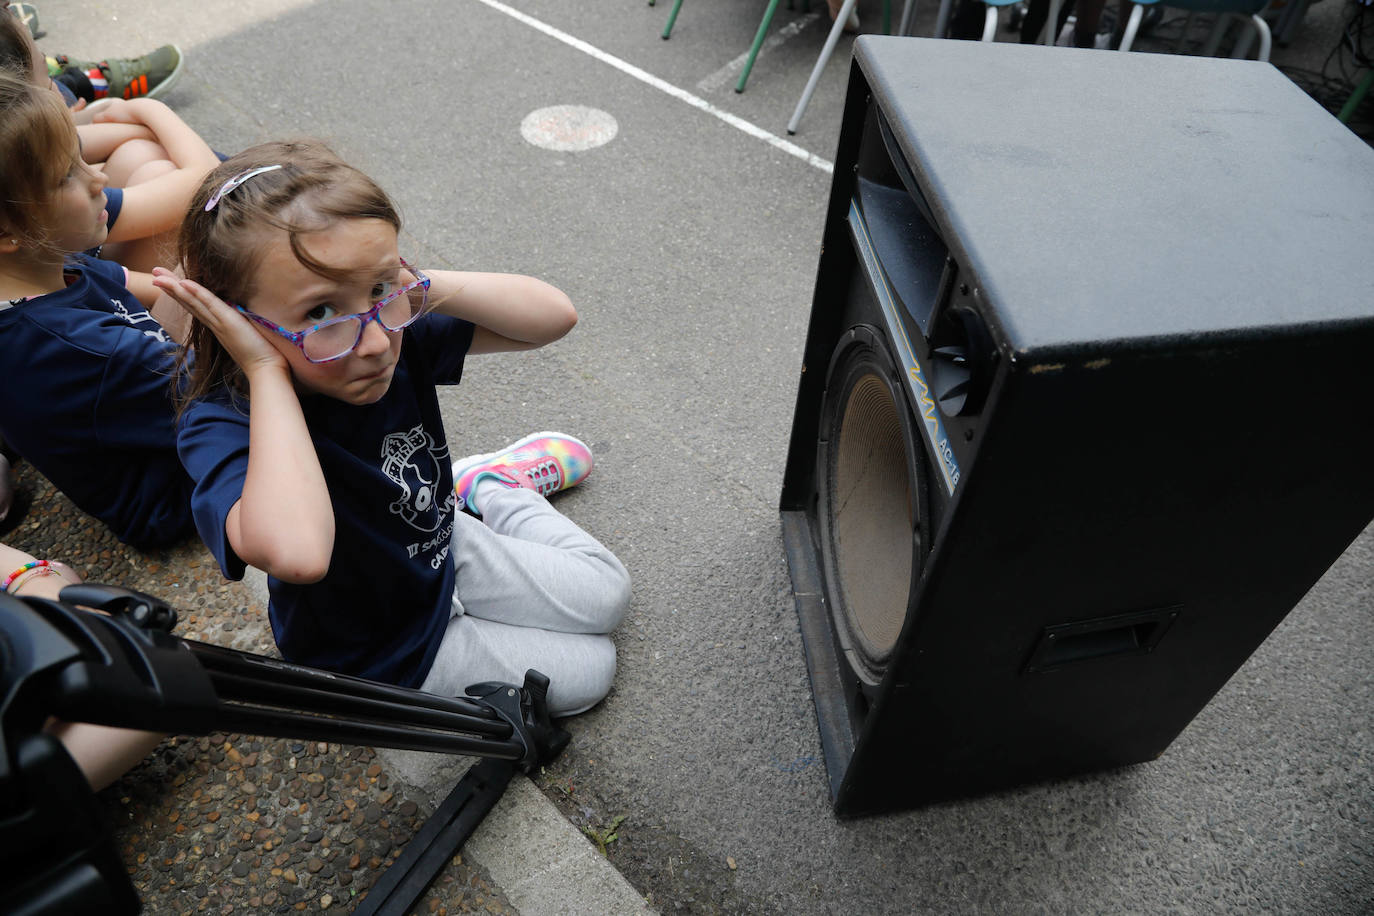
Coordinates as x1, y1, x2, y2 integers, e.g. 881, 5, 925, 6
696, 13, 822, 94
472, 0, 834, 175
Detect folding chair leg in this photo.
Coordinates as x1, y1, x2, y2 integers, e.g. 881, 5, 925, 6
661, 0, 684, 39
1338, 67, 1373, 123
1230, 20, 1253, 57
1226, 13, 1271, 60
934, 0, 955, 38
1273, 0, 1310, 45
1249, 12, 1271, 60
1174, 11, 1194, 51
898, 0, 918, 34
737, 0, 785, 92
981, 6, 999, 41
1200, 13, 1229, 56
1118, 3, 1144, 50
788, 0, 857, 132
1038, 0, 1063, 44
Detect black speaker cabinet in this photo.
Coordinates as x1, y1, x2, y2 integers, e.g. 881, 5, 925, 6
780, 37, 1374, 816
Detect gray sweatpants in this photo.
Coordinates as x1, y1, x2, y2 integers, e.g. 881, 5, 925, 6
418, 487, 630, 716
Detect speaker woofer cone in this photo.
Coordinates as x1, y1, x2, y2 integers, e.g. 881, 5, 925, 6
818, 327, 930, 687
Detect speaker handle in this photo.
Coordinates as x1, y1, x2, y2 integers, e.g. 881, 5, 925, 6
1024, 607, 1181, 674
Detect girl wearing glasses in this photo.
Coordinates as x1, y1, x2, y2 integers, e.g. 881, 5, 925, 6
155, 140, 630, 716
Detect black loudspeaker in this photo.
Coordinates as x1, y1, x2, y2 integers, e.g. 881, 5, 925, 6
780, 37, 1374, 816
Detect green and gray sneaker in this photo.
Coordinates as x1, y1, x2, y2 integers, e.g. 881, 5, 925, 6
48, 43, 185, 101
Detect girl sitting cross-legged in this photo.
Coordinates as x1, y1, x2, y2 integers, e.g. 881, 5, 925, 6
156, 140, 630, 716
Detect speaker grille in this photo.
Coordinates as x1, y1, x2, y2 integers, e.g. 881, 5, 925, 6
834, 374, 911, 659
820, 329, 927, 687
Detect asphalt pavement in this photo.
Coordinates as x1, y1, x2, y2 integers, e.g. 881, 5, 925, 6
31, 0, 1374, 913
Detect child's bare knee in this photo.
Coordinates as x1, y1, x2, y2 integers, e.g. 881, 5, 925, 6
125, 158, 177, 187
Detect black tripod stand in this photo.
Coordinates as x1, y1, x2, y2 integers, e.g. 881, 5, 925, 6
0, 583, 570, 915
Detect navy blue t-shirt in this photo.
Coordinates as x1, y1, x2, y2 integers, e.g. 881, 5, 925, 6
105, 186, 124, 231
0, 254, 193, 547
178, 314, 476, 688
83, 187, 124, 259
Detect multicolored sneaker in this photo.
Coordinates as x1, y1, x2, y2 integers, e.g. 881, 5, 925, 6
452, 432, 593, 515
48, 44, 184, 101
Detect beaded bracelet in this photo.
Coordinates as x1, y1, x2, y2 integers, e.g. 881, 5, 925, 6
2, 559, 50, 592
7, 566, 60, 595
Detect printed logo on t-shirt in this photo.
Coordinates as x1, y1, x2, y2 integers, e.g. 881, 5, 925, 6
111, 297, 172, 344
381, 424, 454, 534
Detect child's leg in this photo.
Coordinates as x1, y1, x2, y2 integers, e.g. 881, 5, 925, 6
44, 720, 163, 791
422, 488, 628, 713
419, 615, 616, 716
97, 137, 177, 273
450, 486, 630, 635
100, 136, 173, 187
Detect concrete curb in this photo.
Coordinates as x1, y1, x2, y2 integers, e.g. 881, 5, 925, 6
376, 749, 656, 916
467, 775, 655, 915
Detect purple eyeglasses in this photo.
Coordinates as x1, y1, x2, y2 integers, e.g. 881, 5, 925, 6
235, 260, 431, 363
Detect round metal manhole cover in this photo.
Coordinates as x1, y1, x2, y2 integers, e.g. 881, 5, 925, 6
520, 105, 619, 152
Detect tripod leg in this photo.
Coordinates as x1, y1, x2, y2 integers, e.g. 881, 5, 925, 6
352, 758, 516, 916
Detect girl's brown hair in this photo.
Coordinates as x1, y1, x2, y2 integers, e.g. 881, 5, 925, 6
0, 69, 82, 249
174, 139, 402, 409
0, 7, 39, 79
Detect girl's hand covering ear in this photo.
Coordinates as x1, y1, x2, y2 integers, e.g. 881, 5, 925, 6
152, 267, 291, 377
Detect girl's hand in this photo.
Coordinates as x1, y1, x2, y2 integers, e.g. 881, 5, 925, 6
71, 98, 110, 125
90, 98, 164, 127
151, 267, 289, 377
88, 98, 136, 125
